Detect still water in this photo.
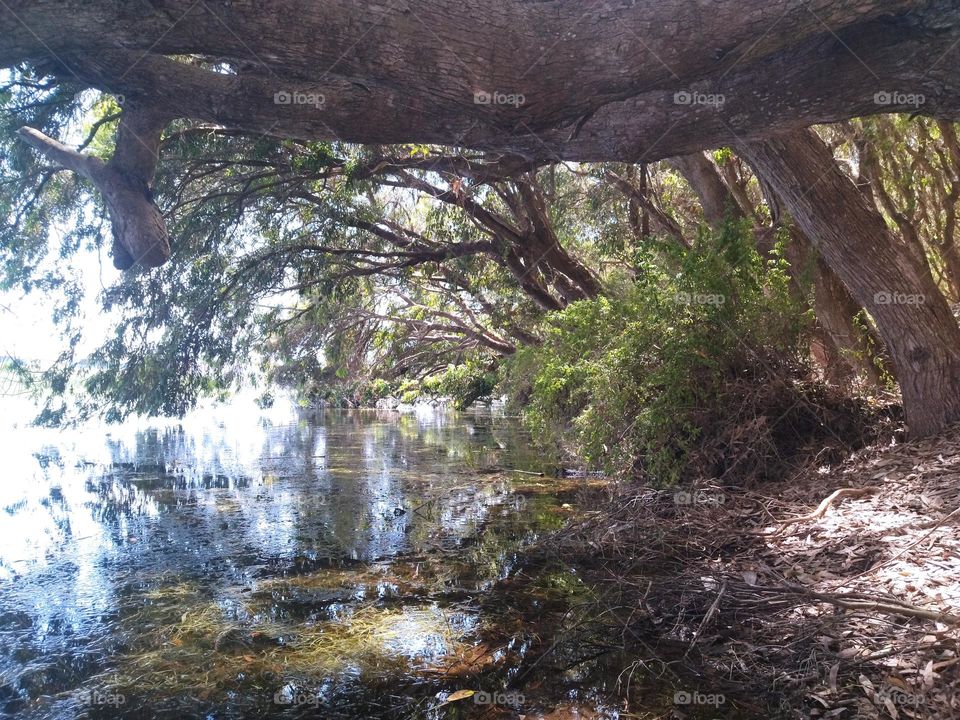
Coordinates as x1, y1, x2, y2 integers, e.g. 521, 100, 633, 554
0, 404, 587, 719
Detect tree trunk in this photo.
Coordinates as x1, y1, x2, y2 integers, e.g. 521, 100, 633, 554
18, 109, 171, 269
783, 229, 886, 387
6, 2, 960, 164
738, 129, 960, 436
9, 3, 960, 269
937, 121, 960, 302
672, 149, 884, 386
669, 153, 746, 227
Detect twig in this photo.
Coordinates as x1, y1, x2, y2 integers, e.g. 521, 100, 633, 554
685, 580, 727, 658
771, 487, 881, 534
779, 582, 960, 625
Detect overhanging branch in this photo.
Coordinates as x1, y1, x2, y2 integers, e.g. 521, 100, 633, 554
18, 107, 171, 269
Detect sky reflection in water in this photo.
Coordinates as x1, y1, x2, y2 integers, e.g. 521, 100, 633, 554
0, 402, 556, 719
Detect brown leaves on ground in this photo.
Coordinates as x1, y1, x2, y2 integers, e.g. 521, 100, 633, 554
535, 424, 960, 719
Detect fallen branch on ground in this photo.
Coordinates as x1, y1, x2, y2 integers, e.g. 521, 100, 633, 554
779, 581, 960, 625
771, 486, 881, 534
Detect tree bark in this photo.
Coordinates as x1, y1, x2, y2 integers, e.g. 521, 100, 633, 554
936, 121, 960, 302
17, 108, 170, 268
9, 2, 960, 269
738, 129, 960, 436
5, 1, 960, 163
783, 228, 886, 387
669, 153, 746, 227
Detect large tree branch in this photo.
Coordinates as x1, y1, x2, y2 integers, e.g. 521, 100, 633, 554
5, 0, 953, 166
7, 2, 960, 272
18, 108, 171, 269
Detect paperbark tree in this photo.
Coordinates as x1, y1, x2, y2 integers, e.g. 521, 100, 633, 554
5, 1, 960, 434
738, 129, 960, 436
17, 108, 170, 268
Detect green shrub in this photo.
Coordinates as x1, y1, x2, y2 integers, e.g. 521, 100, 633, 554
502, 219, 810, 484
359, 378, 394, 404
423, 361, 498, 409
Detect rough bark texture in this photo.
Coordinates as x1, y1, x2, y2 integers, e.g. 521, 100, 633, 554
738, 129, 960, 436
3, 1, 960, 162
17, 108, 170, 268
669, 153, 746, 227
783, 229, 886, 387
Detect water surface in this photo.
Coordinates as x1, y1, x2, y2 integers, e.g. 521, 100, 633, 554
0, 405, 578, 719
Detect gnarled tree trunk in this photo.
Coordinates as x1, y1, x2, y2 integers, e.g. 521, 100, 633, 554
738, 129, 960, 436
783, 229, 886, 387
5, 1, 960, 164
18, 108, 170, 269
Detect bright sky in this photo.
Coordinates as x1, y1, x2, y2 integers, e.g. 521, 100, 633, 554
0, 228, 120, 424
1, 241, 116, 362
1, 74, 126, 423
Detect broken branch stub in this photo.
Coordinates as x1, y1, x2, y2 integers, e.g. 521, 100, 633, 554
17, 109, 170, 270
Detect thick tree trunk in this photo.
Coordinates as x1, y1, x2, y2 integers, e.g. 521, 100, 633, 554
669, 153, 746, 226
9, 2, 960, 269
738, 129, 960, 436
5, 2, 960, 163
783, 229, 886, 387
940, 240, 960, 303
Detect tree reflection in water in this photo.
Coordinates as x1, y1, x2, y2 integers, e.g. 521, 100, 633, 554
0, 402, 561, 719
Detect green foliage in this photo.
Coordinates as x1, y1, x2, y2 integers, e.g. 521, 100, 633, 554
421, 361, 497, 410
851, 309, 896, 389
502, 219, 809, 483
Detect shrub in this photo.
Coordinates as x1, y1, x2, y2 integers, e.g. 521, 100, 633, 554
423, 361, 498, 409
502, 219, 812, 484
